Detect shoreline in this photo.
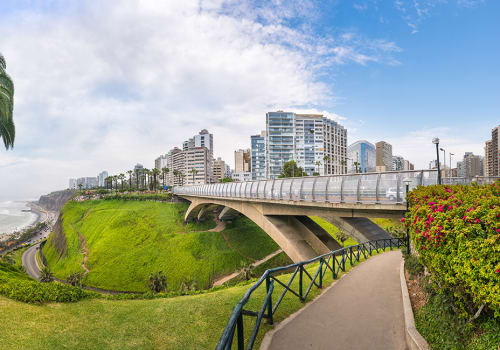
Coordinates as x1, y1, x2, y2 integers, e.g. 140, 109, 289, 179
0, 201, 47, 243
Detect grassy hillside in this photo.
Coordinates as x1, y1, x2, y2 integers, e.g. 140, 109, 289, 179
0, 248, 388, 350
43, 200, 278, 292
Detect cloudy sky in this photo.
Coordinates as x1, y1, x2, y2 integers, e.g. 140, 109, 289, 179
0, 0, 498, 200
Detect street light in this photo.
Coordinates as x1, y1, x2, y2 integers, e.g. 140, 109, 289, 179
440, 147, 446, 180
432, 138, 442, 184
403, 177, 412, 255
449, 153, 454, 178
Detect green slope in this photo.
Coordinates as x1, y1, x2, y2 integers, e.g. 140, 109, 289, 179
43, 200, 278, 292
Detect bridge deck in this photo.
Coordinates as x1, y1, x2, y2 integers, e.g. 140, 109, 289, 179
262, 251, 406, 350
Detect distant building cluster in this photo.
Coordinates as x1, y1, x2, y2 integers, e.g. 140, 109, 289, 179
69, 171, 108, 189
67, 117, 498, 190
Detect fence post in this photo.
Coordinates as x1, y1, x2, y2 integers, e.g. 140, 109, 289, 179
319, 257, 323, 288
237, 312, 244, 350
332, 254, 336, 279
299, 265, 304, 301
342, 250, 346, 271
265, 276, 274, 325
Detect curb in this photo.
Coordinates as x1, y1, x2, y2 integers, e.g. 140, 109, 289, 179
400, 260, 429, 350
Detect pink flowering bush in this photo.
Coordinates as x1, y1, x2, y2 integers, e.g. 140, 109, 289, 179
405, 180, 500, 318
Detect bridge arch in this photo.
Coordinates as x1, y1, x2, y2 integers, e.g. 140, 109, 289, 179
184, 197, 342, 262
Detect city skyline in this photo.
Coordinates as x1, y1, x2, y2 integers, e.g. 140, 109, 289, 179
1, 0, 499, 199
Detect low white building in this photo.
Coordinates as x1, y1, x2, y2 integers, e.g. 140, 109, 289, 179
231, 171, 252, 182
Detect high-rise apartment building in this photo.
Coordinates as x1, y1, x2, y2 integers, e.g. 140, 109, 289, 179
392, 156, 404, 171
463, 152, 482, 178
97, 171, 108, 187
166, 147, 184, 186
69, 178, 77, 189
266, 111, 347, 179
184, 147, 212, 185
213, 157, 228, 183
251, 131, 266, 180
347, 140, 375, 173
485, 125, 499, 176
155, 154, 168, 171
376, 141, 393, 172
235, 149, 251, 172
403, 160, 414, 171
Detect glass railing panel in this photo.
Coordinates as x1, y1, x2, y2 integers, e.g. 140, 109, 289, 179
265, 180, 274, 199
422, 171, 438, 186
343, 175, 360, 203
301, 177, 315, 201
251, 181, 259, 198
257, 181, 266, 199
291, 178, 302, 201
359, 174, 378, 203
235, 182, 242, 197
378, 173, 400, 204
273, 179, 283, 199
326, 176, 342, 203
314, 177, 328, 202
281, 179, 293, 200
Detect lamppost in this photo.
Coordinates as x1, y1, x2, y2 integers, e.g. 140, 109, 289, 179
403, 178, 412, 255
449, 153, 454, 178
440, 147, 446, 180
432, 138, 442, 184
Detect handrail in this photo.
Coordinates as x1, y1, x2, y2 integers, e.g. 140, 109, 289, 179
215, 236, 407, 350
173, 172, 499, 205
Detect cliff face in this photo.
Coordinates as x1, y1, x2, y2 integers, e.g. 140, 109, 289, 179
37, 189, 75, 212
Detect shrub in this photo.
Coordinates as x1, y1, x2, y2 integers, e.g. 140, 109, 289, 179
404, 255, 424, 278
67, 272, 85, 287
405, 181, 500, 318
39, 267, 54, 282
148, 272, 167, 293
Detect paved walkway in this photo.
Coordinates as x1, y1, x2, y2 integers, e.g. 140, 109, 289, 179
264, 251, 407, 350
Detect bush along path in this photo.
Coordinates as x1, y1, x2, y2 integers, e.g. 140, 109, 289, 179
402, 181, 500, 349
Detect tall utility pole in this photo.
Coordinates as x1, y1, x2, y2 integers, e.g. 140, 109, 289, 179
440, 148, 446, 179
432, 138, 442, 184
449, 153, 454, 178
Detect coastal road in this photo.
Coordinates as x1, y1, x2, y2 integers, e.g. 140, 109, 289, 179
22, 243, 41, 280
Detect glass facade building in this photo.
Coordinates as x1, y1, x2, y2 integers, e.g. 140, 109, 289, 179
266, 111, 347, 179
251, 131, 267, 180
347, 140, 376, 173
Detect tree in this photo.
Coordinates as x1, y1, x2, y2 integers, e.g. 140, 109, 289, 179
127, 170, 133, 189
77, 184, 83, 191
189, 168, 198, 184
336, 230, 349, 247
118, 173, 125, 190
148, 271, 167, 293
220, 177, 233, 183
323, 155, 331, 174
161, 167, 169, 188
315, 160, 322, 175
39, 267, 54, 282
0, 53, 15, 150
152, 168, 160, 190
353, 161, 360, 173
278, 160, 307, 178
135, 168, 140, 189
67, 271, 84, 287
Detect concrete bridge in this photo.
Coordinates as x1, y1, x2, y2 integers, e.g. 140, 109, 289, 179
174, 170, 494, 262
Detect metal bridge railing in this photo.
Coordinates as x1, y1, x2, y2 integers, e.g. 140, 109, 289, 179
215, 237, 407, 350
173, 172, 499, 204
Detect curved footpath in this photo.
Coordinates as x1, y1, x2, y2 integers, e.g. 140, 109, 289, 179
262, 250, 407, 350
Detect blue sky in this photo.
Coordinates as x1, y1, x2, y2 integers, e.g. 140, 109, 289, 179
0, 0, 498, 199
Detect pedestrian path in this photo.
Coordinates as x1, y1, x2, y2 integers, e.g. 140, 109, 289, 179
263, 250, 407, 350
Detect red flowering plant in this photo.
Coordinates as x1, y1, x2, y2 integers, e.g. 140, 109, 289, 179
405, 180, 500, 318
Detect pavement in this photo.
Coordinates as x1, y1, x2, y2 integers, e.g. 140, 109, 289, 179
22, 244, 41, 280
263, 250, 407, 350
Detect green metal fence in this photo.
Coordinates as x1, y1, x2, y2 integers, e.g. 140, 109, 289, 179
216, 236, 407, 350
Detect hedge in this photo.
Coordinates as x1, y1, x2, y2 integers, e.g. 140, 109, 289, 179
404, 181, 500, 318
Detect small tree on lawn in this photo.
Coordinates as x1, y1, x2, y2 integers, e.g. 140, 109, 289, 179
148, 271, 167, 293
67, 271, 84, 287
39, 266, 54, 282
336, 230, 349, 247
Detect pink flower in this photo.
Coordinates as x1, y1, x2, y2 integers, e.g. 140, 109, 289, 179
475, 218, 481, 224
496, 228, 500, 233
496, 269, 500, 274
400, 218, 405, 223
448, 206, 453, 210
445, 188, 452, 193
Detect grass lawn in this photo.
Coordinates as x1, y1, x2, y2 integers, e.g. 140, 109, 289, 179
43, 200, 278, 292
310, 216, 358, 246
0, 247, 392, 350
2, 247, 27, 269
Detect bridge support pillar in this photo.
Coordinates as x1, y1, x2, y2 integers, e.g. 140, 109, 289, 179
321, 216, 392, 243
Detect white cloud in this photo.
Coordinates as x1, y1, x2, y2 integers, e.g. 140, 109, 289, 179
0, 0, 402, 200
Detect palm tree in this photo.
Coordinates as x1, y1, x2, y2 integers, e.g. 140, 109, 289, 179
189, 168, 198, 184
127, 170, 133, 189
323, 155, 331, 174
314, 160, 322, 175
0, 53, 15, 150
119, 173, 125, 190
152, 168, 160, 190
161, 167, 169, 187
135, 168, 140, 189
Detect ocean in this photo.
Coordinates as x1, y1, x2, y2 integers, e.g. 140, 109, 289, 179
0, 200, 39, 237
